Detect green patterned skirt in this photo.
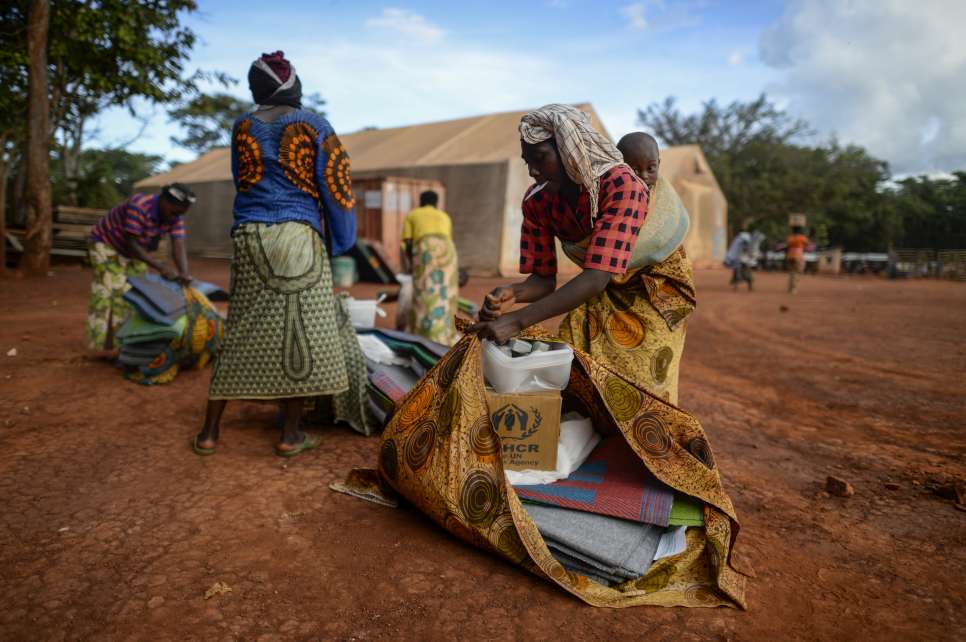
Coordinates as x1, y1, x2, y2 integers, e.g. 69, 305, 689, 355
85, 242, 148, 350
209, 222, 350, 400
409, 234, 460, 346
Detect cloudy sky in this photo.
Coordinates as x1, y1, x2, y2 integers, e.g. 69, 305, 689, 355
94, 0, 965, 176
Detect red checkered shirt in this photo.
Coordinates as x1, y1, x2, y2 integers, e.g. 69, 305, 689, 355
519, 165, 648, 276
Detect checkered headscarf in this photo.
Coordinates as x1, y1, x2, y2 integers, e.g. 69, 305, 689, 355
519, 104, 624, 219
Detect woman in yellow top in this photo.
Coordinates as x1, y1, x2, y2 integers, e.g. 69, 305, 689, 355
401, 190, 460, 345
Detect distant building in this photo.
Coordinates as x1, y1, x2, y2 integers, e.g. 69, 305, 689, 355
136, 104, 728, 274
659, 145, 729, 267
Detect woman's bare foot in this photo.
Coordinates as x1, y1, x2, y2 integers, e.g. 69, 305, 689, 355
192, 429, 218, 455
194, 400, 227, 455
274, 432, 321, 457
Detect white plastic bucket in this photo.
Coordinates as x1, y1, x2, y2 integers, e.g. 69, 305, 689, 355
347, 297, 387, 328
482, 340, 574, 393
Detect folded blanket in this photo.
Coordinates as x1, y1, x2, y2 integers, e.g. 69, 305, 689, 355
525, 503, 663, 586
669, 492, 705, 526
549, 549, 630, 586
118, 351, 157, 367
122, 289, 180, 326
357, 328, 448, 366
367, 397, 388, 427
118, 341, 170, 358
515, 436, 675, 526
367, 383, 396, 414
117, 315, 187, 344
127, 274, 187, 317
369, 365, 420, 402
357, 334, 409, 366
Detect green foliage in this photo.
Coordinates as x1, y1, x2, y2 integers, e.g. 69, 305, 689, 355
637, 95, 916, 251
169, 92, 249, 153
0, 0, 218, 216
639, 94, 810, 159
45, 0, 203, 131
51, 148, 164, 209
888, 173, 966, 249
0, 4, 28, 148
303, 92, 327, 116
168, 90, 327, 154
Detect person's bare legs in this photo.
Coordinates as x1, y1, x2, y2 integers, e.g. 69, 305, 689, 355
195, 399, 227, 450
275, 397, 309, 452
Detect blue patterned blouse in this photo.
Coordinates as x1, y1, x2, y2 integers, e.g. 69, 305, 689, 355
230, 109, 357, 256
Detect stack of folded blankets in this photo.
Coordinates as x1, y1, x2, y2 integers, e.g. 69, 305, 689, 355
354, 328, 449, 427
117, 274, 226, 385
511, 432, 705, 586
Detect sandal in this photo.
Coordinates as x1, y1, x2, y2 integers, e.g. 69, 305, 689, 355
192, 436, 217, 456
274, 433, 321, 458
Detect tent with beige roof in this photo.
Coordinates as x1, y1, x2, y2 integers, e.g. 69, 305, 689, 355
136, 104, 727, 275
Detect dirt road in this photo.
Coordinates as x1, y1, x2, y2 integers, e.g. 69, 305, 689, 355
1, 262, 963, 641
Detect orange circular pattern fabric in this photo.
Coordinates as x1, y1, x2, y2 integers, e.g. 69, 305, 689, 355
605, 311, 646, 349
234, 119, 264, 192
397, 383, 434, 430
322, 134, 355, 209
587, 310, 602, 341
279, 122, 320, 199
603, 376, 642, 422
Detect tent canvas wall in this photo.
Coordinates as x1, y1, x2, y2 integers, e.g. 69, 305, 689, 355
136, 105, 728, 273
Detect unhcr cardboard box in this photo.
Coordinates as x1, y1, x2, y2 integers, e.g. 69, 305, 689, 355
485, 389, 561, 471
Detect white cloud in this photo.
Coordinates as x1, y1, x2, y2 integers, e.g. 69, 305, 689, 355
760, 0, 966, 174
286, 37, 554, 134
727, 50, 743, 66
621, 3, 649, 30
365, 8, 445, 43
621, 1, 709, 33
91, 2, 774, 166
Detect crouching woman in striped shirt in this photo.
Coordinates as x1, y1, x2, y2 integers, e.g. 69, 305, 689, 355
85, 183, 196, 354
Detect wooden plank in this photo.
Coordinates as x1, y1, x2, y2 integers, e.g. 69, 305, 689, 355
56, 206, 106, 225
52, 222, 93, 234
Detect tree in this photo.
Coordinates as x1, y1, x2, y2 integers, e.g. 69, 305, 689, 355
0, 3, 29, 274
45, 0, 205, 205
888, 173, 966, 249
168, 92, 250, 153
639, 94, 810, 160
1, 0, 207, 272
52, 148, 163, 209
168, 90, 327, 154
637, 94, 900, 251
21, 0, 51, 276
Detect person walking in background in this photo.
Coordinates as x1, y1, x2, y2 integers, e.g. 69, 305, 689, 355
401, 190, 460, 346
724, 219, 760, 292
85, 183, 196, 354
195, 51, 364, 457
786, 224, 810, 294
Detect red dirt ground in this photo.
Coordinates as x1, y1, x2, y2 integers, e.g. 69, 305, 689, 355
1, 261, 964, 641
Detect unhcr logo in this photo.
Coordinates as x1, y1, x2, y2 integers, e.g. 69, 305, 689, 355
490, 403, 542, 441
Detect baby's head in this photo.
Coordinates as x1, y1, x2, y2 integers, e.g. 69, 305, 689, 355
617, 132, 660, 191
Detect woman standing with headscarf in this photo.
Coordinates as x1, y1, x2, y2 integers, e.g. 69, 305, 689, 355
194, 51, 366, 457
472, 104, 695, 403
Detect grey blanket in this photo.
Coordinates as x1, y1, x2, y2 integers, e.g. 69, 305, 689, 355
525, 503, 662, 585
